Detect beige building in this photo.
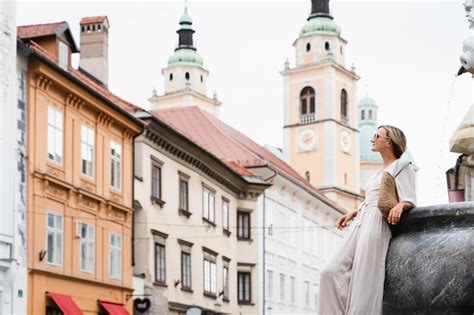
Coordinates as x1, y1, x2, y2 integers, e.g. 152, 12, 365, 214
281, 0, 362, 212
18, 17, 143, 314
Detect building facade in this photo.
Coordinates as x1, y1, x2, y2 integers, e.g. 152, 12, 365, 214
282, 0, 362, 212
0, 0, 29, 313
18, 18, 142, 314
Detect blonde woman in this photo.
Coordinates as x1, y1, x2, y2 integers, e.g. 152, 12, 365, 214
318, 125, 417, 315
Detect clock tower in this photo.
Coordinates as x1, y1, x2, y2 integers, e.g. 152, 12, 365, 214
281, 0, 361, 211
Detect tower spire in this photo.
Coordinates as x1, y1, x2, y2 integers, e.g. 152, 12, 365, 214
176, 5, 195, 50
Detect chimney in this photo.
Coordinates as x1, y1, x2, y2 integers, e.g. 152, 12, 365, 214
79, 16, 109, 87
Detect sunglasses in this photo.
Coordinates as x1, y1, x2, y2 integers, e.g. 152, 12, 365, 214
373, 133, 391, 141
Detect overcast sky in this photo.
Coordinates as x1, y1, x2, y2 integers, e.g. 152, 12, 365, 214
17, 0, 472, 206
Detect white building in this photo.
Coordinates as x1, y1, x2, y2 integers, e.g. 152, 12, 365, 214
0, 0, 28, 313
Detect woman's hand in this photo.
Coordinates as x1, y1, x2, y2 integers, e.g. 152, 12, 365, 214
337, 210, 358, 230
387, 202, 406, 225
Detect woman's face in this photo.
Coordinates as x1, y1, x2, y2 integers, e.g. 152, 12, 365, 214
371, 128, 392, 153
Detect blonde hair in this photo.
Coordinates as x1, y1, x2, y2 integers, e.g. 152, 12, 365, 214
378, 125, 406, 158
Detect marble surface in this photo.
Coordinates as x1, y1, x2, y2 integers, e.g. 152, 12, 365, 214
383, 202, 474, 314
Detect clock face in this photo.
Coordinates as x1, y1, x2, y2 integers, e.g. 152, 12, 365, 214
297, 128, 318, 152
340, 130, 351, 153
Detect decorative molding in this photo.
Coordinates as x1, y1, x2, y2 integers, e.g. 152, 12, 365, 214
36, 74, 52, 90
124, 128, 134, 140
97, 112, 114, 128
66, 93, 85, 111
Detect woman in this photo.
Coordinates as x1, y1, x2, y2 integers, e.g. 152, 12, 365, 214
318, 125, 417, 315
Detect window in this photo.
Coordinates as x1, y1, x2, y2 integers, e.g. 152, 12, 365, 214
181, 252, 191, 289
202, 185, 215, 223
305, 171, 310, 182
47, 106, 63, 164
109, 233, 122, 279
369, 109, 373, 119
222, 199, 230, 232
238, 272, 251, 303
185, 72, 190, 80
170, 73, 173, 81
58, 41, 69, 68
110, 141, 121, 189
203, 258, 217, 295
325, 41, 330, 51
340, 46, 343, 55
340, 89, 348, 120
361, 110, 365, 120
314, 284, 318, 308
80, 125, 94, 177
267, 270, 273, 299
155, 243, 166, 283
300, 87, 315, 116
79, 223, 94, 273
46, 306, 62, 315
151, 158, 163, 202
306, 42, 311, 52
304, 281, 310, 306
223, 258, 230, 301
237, 211, 250, 239
280, 273, 285, 302
291, 276, 296, 304
179, 179, 188, 211
46, 213, 63, 265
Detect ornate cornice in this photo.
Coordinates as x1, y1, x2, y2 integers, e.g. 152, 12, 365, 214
36, 74, 52, 90
66, 92, 85, 111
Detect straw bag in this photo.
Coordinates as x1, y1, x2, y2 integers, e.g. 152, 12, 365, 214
378, 162, 410, 218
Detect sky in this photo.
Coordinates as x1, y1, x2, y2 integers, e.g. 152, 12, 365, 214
17, 0, 472, 206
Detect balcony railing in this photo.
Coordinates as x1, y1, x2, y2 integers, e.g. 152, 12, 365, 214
298, 114, 316, 125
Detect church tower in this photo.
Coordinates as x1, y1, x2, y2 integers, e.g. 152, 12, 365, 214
149, 7, 221, 116
358, 96, 383, 195
281, 0, 361, 211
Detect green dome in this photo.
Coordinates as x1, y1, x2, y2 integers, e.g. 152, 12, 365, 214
168, 48, 203, 66
360, 124, 382, 161
299, 15, 341, 37
358, 96, 378, 108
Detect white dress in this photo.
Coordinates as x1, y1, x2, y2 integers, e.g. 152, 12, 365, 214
318, 160, 417, 315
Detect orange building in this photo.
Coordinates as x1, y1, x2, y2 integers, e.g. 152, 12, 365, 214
18, 18, 143, 314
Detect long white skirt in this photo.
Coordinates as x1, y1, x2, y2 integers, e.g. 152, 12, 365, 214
318, 205, 392, 315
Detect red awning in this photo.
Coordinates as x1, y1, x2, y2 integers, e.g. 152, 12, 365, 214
49, 292, 83, 315
99, 300, 129, 315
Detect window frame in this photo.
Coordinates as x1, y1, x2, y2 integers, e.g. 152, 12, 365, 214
280, 273, 285, 303
237, 210, 251, 240
222, 198, 230, 235
181, 251, 191, 290
47, 106, 63, 165
238, 271, 251, 304
202, 184, 216, 224
80, 124, 95, 178
300, 87, 316, 116
223, 257, 230, 302
178, 171, 190, 216
58, 41, 69, 69
109, 140, 122, 190
109, 232, 122, 280
155, 243, 166, 284
151, 157, 165, 206
45, 212, 63, 266
340, 89, 348, 122
203, 247, 218, 297
79, 222, 95, 273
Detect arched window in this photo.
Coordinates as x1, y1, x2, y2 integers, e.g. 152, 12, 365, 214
169, 73, 173, 81
305, 171, 310, 182
340, 89, 348, 120
185, 72, 190, 81
300, 87, 315, 115
325, 42, 330, 51
361, 110, 365, 120
369, 109, 373, 119
306, 43, 311, 52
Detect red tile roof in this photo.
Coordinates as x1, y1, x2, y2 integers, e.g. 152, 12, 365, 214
152, 106, 344, 211
17, 21, 66, 40
20, 39, 142, 122
80, 16, 108, 25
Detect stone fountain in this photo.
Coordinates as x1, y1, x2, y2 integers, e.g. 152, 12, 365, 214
383, 1, 474, 314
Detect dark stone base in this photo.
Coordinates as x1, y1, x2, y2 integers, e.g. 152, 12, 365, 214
383, 202, 474, 314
